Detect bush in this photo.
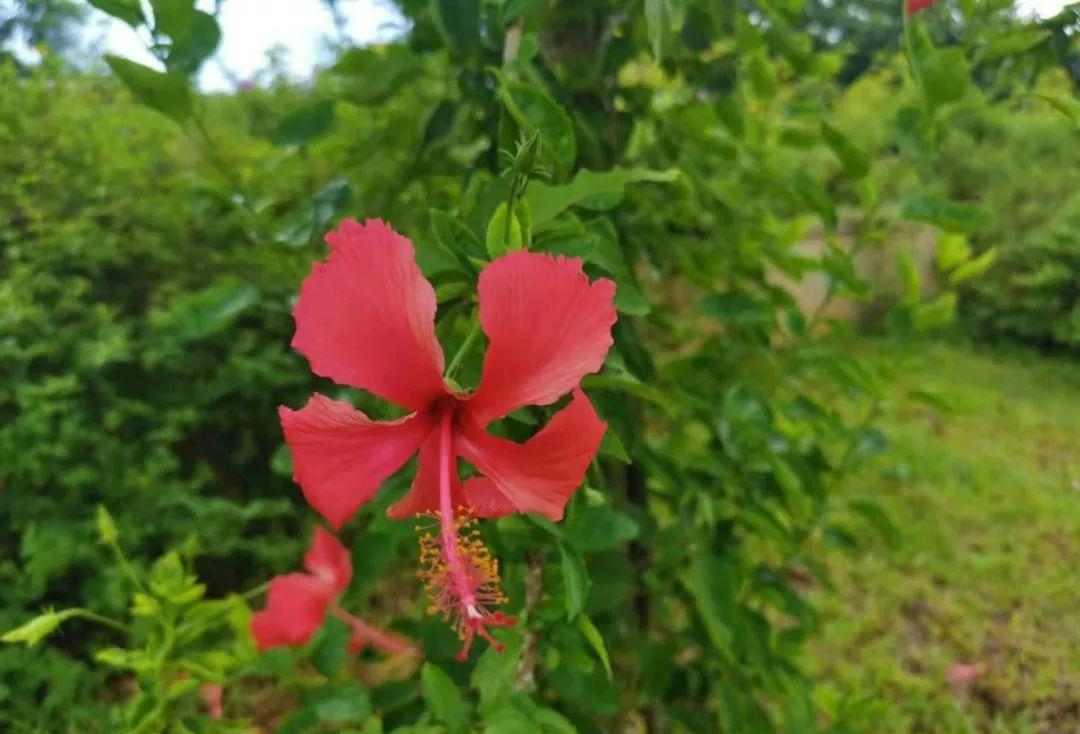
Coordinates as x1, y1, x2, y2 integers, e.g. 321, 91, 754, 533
934, 72, 1080, 351
0, 64, 312, 727
966, 190, 1080, 349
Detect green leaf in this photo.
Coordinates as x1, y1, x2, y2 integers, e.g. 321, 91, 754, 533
148, 551, 204, 605
821, 122, 870, 179
896, 104, 932, 163
598, 430, 631, 464
88, 0, 144, 27
166, 10, 221, 74
481, 705, 534, 734
485, 203, 524, 258
274, 100, 336, 147
429, 209, 483, 274
421, 663, 471, 733
792, 169, 837, 230
920, 49, 970, 111
847, 500, 899, 550
309, 680, 373, 724
150, 0, 196, 38
94, 646, 155, 673
536, 707, 579, 733
104, 55, 193, 123
682, 553, 739, 661
949, 247, 996, 284
912, 292, 957, 331
1, 609, 76, 646
981, 28, 1050, 60
898, 249, 921, 306
419, 100, 458, 156
902, 194, 988, 233
310, 616, 350, 677
582, 373, 674, 415
936, 233, 971, 272
471, 626, 524, 712
699, 292, 773, 327
433, 0, 480, 54
746, 52, 778, 98
95, 505, 118, 545
576, 615, 612, 680
644, 0, 673, 60
526, 168, 678, 226
565, 505, 639, 553
151, 280, 259, 343
559, 544, 589, 620
1035, 92, 1080, 126
496, 75, 576, 176
770, 456, 811, 523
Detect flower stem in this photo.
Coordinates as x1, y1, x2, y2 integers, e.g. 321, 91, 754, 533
330, 605, 420, 658
445, 319, 482, 381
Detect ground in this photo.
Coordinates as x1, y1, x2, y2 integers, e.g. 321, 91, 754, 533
810, 340, 1080, 734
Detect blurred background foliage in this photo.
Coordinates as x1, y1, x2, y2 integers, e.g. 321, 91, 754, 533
0, 0, 1078, 732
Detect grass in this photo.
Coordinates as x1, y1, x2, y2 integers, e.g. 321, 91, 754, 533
809, 340, 1080, 734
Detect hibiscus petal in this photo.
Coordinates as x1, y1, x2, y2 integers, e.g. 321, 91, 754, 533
291, 219, 447, 411
250, 574, 334, 650
304, 526, 352, 594
458, 389, 606, 520
280, 395, 436, 529
460, 476, 519, 518
386, 430, 466, 519
467, 252, 616, 426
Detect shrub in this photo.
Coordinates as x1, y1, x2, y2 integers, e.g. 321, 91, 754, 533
966, 190, 1080, 349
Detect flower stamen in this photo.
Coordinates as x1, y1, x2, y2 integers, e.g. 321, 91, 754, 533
416, 412, 515, 660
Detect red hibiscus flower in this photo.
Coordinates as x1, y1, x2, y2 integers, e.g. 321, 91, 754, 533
905, 0, 938, 15
279, 218, 617, 657
250, 525, 417, 657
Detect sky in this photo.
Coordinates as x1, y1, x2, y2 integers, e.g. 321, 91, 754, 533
1016, 0, 1074, 17
75, 0, 1077, 92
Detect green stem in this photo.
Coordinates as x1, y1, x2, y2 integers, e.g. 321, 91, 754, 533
446, 320, 482, 380
107, 541, 148, 595
503, 183, 518, 249
902, 10, 926, 99
69, 609, 128, 634
240, 581, 269, 600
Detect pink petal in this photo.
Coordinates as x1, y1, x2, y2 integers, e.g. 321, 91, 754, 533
386, 430, 466, 519
280, 395, 436, 529
460, 476, 519, 518
291, 219, 447, 412
458, 389, 606, 520
304, 526, 352, 594
466, 252, 616, 427
250, 574, 334, 650
200, 684, 224, 720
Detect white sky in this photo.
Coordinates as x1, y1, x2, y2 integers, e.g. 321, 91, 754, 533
57, 0, 1080, 92
89, 0, 405, 91
1016, 0, 1073, 17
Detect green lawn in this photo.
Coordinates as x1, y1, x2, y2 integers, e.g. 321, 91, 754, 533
810, 341, 1080, 734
